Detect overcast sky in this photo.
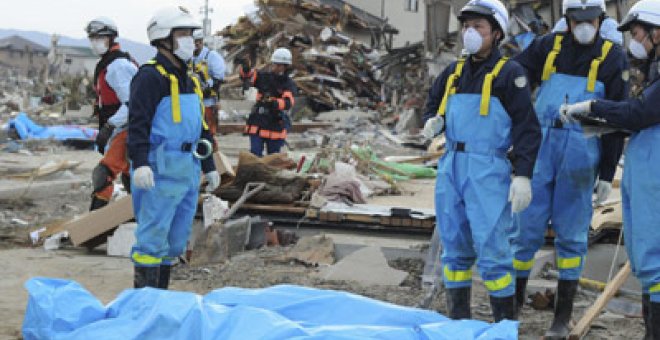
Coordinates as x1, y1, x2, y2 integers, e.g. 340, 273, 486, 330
1, 0, 256, 44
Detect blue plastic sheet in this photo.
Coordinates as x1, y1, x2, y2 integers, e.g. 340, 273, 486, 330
9, 113, 97, 141
23, 278, 518, 340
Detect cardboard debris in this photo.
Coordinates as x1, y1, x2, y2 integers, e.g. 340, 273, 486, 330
66, 195, 133, 249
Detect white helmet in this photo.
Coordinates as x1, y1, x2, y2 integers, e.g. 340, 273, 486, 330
563, 0, 606, 21
458, 0, 509, 38
618, 0, 660, 32
85, 17, 118, 37
147, 6, 201, 44
271, 48, 292, 65
193, 29, 204, 41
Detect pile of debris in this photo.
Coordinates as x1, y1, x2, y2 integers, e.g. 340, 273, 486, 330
218, 0, 438, 115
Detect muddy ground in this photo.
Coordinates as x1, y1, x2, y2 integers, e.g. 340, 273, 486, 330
0, 144, 645, 339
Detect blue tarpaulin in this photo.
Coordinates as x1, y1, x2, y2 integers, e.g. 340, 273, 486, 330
23, 278, 518, 340
8, 113, 97, 141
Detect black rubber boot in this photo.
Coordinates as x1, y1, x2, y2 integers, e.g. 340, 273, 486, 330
89, 196, 109, 211
134, 266, 159, 288
515, 277, 529, 317
445, 287, 471, 319
544, 280, 579, 339
158, 265, 171, 290
490, 295, 516, 322
650, 300, 660, 340
642, 294, 652, 340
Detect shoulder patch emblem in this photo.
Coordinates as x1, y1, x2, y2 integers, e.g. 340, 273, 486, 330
514, 76, 527, 88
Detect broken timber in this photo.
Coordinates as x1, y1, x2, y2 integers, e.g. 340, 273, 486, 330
569, 261, 632, 340
217, 122, 333, 135
236, 203, 435, 231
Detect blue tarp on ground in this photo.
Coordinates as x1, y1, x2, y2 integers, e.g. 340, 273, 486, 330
8, 113, 97, 141
23, 278, 518, 340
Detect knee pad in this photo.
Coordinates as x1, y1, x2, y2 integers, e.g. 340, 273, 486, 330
92, 163, 112, 193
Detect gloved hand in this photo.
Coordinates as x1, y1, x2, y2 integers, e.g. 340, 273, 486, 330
560, 100, 592, 123
594, 180, 612, 205
205, 78, 214, 88
95, 123, 114, 154
204, 170, 221, 192
422, 116, 444, 139
509, 176, 532, 213
133, 166, 154, 189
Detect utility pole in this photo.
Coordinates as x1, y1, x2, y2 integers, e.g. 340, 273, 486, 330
200, 0, 214, 37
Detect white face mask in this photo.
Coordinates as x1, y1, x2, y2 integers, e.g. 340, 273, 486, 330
629, 36, 649, 60
573, 22, 597, 44
463, 27, 483, 55
90, 39, 108, 56
174, 36, 195, 61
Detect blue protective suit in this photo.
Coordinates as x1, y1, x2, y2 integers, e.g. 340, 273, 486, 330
128, 53, 216, 267
424, 49, 541, 298
191, 46, 225, 107
591, 65, 660, 302
512, 33, 629, 280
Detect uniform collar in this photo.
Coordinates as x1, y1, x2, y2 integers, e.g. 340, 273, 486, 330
466, 48, 503, 73
195, 46, 209, 58
155, 52, 189, 77
563, 32, 606, 58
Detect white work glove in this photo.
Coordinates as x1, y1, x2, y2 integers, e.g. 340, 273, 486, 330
594, 180, 612, 205
422, 116, 444, 139
206, 78, 214, 88
509, 176, 532, 213
204, 170, 221, 192
133, 166, 155, 189
559, 100, 592, 123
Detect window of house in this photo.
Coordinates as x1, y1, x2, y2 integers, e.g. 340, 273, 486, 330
404, 0, 418, 12
65, 58, 72, 64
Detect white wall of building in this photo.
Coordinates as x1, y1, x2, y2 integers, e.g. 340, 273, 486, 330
344, 0, 428, 48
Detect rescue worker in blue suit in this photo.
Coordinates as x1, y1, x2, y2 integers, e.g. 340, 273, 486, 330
191, 29, 225, 151
562, 1, 660, 337
127, 6, 220, 289
422, 0, 541, 322
512, 0, 629, 337
553, 16, 624, 46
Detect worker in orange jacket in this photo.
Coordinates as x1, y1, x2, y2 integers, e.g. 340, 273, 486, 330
240, 48, 297, 156
85, 17, 138, 211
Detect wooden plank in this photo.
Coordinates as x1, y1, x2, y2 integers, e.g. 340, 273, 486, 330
569, 261, 631, 340
213, 151, 236, 177
9, 160, 82, 179
217, 122, 333, 135
383, 152, 444, 164
238, 203, 306, 215
67, 196, 134, 247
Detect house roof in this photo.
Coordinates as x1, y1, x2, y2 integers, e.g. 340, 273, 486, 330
319, 0, 399, 34
0, 35, 48, 53
56, 45, 96, 58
